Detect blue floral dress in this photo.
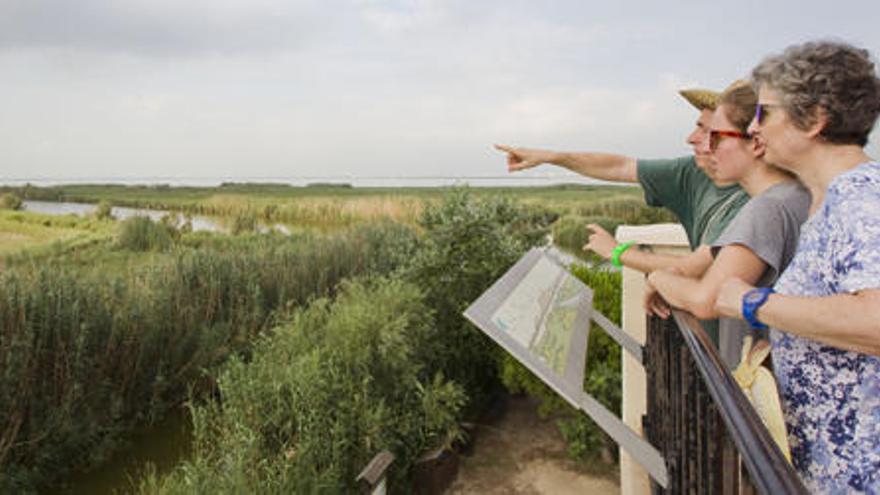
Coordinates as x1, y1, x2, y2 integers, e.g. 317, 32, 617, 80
772, 161, 880, 493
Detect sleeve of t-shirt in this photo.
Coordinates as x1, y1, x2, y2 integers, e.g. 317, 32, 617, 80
637, 156, 699, 227
833, 189, 880, 294
710, 195, 795, 282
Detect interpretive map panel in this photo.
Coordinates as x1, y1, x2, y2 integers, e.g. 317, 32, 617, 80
490, 256, 582, 376
464, 248, 591, 394
464, 247, 669, 488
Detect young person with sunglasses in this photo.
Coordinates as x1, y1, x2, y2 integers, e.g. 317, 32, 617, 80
714, 41, 880, 492
644, 81, 810, 368
495, 88, 749, 258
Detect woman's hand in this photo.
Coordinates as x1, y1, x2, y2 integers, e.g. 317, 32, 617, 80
644, 272, 672, 319
583, 223, 617, 259
493, 144, 552, 172
715, 277, 755, 319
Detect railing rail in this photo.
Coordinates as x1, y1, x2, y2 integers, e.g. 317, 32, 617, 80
644, 310, 807, 494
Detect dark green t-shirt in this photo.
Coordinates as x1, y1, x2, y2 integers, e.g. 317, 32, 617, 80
637, 156, 749, 250
636, 156, 749, 348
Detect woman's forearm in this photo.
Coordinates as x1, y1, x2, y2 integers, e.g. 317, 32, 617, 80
621, 245, 712, 275
649, 270, 718, 319
756, 291, 880, 355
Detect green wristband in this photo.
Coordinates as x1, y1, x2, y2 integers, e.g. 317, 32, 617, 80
610, 241, 635, 268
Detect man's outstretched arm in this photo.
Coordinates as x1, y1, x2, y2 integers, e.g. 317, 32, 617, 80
494, 144, 639, 183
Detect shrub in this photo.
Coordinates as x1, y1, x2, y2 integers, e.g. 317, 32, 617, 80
0, 192, 23, 211
139, 278, 465, 494
230, 210, 258, 235
552, 214, 621, 261
575, 197, 675, 225
117, 216, 174, 251
93, 201, 114, 220
400, 189, 554, 413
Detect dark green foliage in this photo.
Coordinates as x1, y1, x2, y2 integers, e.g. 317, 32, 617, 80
575, 197, 676, 225
0, 224, 413, 493
552, 214, 622, 261
561, 265, 623, 459
0, 192, 23, 211
117, 216, 175, 251
400, 189, 553, 412
140, 278, 464, 494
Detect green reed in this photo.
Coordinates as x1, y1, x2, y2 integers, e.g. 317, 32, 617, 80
0, 222, 415, 493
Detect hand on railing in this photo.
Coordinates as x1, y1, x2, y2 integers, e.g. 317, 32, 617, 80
644, 271, 675, 319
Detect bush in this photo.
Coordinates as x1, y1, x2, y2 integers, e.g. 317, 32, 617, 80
0, 192, 23, 211
139, 278, 465, 494
400, 189, 553, 413
552, 214, 621, 261
574, 197, 675, 225
117, 216, 174, 251
230, 211, 258, 235
93, 201, 114, 220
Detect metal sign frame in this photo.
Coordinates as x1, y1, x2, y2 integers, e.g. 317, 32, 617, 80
464, 247, 668, 487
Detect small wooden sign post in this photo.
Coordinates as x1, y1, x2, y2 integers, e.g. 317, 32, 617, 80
357, 450, 395, 494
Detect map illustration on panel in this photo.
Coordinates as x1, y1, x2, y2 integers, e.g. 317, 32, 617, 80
490, 256, 584, 375
464, 248, 591, 392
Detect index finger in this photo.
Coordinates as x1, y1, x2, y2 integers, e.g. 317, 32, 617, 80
493, 144, 513, 153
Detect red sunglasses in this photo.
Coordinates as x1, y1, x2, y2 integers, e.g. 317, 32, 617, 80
709, 129, 751, 152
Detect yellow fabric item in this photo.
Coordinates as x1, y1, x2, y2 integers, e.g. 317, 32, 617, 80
732, 336, 792, 463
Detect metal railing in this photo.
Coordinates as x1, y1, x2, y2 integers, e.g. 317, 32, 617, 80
644, 310, 807, 494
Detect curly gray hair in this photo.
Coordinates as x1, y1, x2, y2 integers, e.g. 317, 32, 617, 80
752, 40, 880, 147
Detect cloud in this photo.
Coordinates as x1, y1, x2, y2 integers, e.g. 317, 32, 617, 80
0, 0, 330, 57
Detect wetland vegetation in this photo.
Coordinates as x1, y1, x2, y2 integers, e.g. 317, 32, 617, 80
0, 183, 673, 493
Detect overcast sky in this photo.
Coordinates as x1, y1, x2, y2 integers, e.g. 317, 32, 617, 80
1, 0, 878, 182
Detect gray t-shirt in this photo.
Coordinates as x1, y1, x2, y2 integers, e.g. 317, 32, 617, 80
710, 180, 811, 368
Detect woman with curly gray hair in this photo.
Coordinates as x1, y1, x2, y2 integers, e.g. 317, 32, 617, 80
715, 40, 880, 492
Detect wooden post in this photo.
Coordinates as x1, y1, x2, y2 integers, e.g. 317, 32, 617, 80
616, 224, 689, 495
357, 450, 395, 495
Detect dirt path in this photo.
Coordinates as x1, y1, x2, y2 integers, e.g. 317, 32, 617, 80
447, 395, 620, 494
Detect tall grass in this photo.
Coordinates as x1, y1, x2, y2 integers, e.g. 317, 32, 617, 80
117, 216, 175, 251
192, 195, 426, 228
0, 222, 415, 493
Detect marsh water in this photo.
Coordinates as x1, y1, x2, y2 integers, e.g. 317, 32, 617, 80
22, 200, 225, 233
22, 200, 291, 234
50, 408, 192, 495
